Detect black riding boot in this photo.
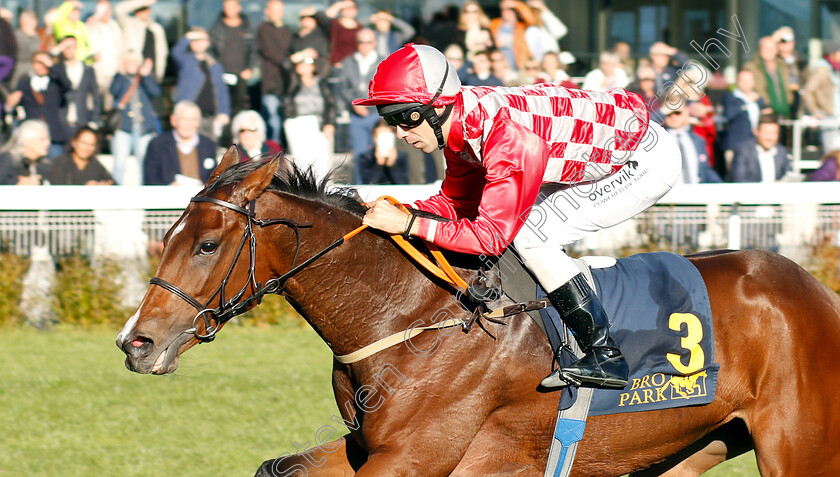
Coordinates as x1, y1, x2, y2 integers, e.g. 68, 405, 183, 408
541, 273, 629, 390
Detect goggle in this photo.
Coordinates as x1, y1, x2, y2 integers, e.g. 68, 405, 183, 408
383, 106, 427, 129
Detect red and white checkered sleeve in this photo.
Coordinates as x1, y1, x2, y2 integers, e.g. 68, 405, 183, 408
414, 115, 548, 256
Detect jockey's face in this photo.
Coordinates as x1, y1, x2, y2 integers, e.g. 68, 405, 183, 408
394, 106, 448, 154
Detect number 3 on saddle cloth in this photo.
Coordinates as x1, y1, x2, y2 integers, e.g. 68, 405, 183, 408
538, 251, 720, 415
527, 251, 719, 476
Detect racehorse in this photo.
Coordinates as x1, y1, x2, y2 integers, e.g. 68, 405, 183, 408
117, 149, 840, 476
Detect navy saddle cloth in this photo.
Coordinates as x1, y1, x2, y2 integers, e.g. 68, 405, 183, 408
538, 251, 720, 415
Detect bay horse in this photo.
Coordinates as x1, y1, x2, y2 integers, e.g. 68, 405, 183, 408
117, 149, 840, 476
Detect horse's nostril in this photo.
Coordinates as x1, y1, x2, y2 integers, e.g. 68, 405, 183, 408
123, 335, 154, 357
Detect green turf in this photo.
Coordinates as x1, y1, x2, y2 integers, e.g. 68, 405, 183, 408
0, 325, 760, 476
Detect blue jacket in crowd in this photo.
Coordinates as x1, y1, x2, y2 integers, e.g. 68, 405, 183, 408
170, 38, 231, 116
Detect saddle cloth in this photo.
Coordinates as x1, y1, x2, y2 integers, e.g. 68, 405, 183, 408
530, 251, 720, 415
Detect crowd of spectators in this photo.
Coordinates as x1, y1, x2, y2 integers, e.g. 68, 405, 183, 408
0, 0, 838, 188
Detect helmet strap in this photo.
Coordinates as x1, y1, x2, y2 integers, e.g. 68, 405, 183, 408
419, 61, 453, 150
425, 103, 454, 150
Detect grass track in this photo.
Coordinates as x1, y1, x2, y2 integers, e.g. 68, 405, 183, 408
0, 325, 759, 476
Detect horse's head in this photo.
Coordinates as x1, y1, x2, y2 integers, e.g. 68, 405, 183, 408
116, 147, 282, 374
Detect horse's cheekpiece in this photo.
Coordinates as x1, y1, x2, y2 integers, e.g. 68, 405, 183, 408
543, 252, 720, 416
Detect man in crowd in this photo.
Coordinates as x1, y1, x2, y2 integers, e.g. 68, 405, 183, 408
256, 0, 292, 145
144, 100, 217, 186
730, 115, 791, 183
171, 27, 231, 142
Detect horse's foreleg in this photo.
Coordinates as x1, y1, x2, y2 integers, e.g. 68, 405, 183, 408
254, 435, 366, 477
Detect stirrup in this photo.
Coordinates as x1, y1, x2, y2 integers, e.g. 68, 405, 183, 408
558, 369, 628, 390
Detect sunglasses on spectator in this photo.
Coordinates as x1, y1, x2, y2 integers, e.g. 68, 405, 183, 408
239, 127, 259, 133
464, 8, 480, 13
383, 107, 427, 129
639, 77, 655, 81
357, 40, 374, 44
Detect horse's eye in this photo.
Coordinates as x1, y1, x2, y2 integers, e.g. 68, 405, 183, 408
199, 241, 217, 255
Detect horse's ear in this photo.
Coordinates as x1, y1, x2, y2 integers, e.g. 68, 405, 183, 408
232, 154, 281, 204
206, 146, 240, 185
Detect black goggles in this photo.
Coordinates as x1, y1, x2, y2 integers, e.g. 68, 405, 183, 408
382, 106, 427, 129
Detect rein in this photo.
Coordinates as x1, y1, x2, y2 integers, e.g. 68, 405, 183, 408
150, 195, 468, 355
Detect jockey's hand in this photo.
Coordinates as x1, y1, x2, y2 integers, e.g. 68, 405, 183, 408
362, 199, 417, 235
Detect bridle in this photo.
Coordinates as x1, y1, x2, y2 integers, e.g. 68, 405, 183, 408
149, 195, 344, 343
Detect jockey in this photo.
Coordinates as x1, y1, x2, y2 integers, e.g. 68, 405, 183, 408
355, 44, 682, 390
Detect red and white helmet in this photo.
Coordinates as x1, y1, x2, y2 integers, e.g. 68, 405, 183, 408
353, 44, 461, 107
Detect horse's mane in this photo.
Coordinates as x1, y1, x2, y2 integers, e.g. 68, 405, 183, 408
205, 157, 367, 217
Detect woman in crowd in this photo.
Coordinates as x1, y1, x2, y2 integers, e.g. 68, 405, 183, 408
453, 1, 494, 62
109, 54, 160, 185
283, 54, 335, 180
490, 0, 536, 71
48, 126, 114, 185
0, 120, 51, 185
230, 110, 282, 160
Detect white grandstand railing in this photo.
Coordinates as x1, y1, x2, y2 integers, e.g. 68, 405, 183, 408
0, 183, 839, 258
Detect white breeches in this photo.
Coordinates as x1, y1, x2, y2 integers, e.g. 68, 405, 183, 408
513, 122, 682, 291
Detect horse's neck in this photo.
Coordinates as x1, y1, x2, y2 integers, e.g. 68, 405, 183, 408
264, 194, 457, 357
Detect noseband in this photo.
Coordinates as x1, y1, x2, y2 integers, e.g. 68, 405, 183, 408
150, 196, 319, 342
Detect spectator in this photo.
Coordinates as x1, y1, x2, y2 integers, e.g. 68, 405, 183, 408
38, 8, 59, 53
582, 51, 629, 91
524, 0, 567, 62
325, 0, 362, 67
54, 35, 102, 131
443, 44, 469, 82
109, 54, 160, 185
172, 27, 231, 141
210, 0, 255, 120
669, 63, 716, 168
538, 51, 576, 87
453, 1, 494, 62
489, 48, 519, 86
143, 101, 217, 186
462, 50, 503, 87
744, 36, 791, 120
0, 119, 51, 185
663, 105, 721, 184
519, 57, 543, 85
809, 150, 840, 181
256, 0, 292, 145
774, 26, 806, 117
358, 120, 409, 184
336, 28, 383, 183
48, 126, 114, 185
52, 1, 93, 64
86, 0, 123, 109
649, 42, 687, 93
0, 11, 16, 82
613, 41, 634, 79
230, 110, 282, 160
283, 55, 336, 180
628, 64, 662, 123
730, 115, 791, 183
291, 7, 330, 77
5, 51, 72, 157
369, 8, 415, 58
12, 10, 40, 89
421, 4, 459, 52
803, 40, 840, 153
721, 70, 770, 154
490, 0, 536, 71
114, 0, 168, 83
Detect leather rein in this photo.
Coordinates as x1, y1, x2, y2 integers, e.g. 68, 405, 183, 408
149, 195, 470, 352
